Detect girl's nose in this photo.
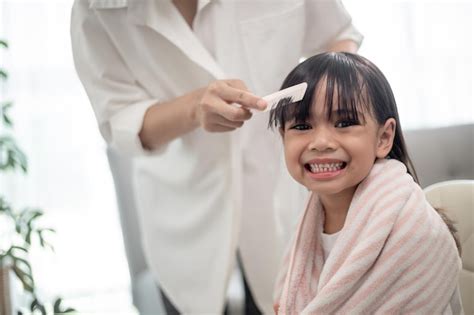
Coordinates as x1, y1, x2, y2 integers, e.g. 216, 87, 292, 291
308, 127, 337, 152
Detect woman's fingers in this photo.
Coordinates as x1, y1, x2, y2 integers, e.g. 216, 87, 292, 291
211, 80, 267, 111
206, 125, 235, 133
201, 94, 252, 121
201, 115, 243, 132
200, 107, 250, 132
214, 98, 253, 122
196, 79, 264, 133
210, 113, 246, 128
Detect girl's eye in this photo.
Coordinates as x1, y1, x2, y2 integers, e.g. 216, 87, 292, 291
335, 119, 359, 128
290, 123, 311, 131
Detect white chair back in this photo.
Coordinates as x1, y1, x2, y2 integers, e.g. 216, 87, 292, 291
424, 180, 474, 314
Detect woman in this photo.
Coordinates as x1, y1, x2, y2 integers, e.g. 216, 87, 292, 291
71, 1, 363, 313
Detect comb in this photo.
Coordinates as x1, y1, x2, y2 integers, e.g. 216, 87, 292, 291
261, 82, 307, 112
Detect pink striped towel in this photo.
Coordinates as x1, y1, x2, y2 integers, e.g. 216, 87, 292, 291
274, 159, 461, 314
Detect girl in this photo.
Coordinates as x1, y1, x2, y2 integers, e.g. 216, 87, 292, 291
269, 52, 462, 314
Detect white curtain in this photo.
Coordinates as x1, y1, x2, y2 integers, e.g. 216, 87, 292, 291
0, 0, 472, 312
344, 0, 473, 129
0, 0, 133, 312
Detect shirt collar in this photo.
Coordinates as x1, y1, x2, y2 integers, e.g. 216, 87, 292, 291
197, 0, 213, 12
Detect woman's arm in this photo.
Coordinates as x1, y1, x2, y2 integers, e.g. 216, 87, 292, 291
71, 2, 265, 154
139, 80, 267, 150
327, 39, 360, 53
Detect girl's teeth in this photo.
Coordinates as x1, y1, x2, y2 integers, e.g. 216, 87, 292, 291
309, 162, 344, 173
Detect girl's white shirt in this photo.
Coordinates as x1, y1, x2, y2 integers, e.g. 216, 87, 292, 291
71, 0, 363, 313
321, 231, 341, 262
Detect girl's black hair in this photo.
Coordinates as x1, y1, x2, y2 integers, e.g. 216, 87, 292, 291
269, 52, 419, 183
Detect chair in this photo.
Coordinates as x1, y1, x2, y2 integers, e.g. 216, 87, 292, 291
424, 180, 474, 314
404, 124, 474, 188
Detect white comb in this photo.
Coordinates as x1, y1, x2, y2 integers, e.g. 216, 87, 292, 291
261, 82, 308, 112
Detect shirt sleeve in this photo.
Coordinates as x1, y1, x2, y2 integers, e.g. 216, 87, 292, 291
302, 0, 363, 56
70, 0, 160, 156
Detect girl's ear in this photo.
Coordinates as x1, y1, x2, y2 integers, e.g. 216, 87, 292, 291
376, 118, 396, 158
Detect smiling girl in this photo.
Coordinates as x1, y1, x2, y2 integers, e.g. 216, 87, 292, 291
270, 52, 462, 314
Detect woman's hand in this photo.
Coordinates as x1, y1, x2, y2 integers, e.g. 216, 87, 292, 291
193, 79, 267, 132
139, 79, 266, 150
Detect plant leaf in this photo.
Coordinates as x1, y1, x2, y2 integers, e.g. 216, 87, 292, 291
15, 222, 22, 234
31, 299, 47, 315
10, 245, 28, 253
3, 112, 12, 126
0, 39, 7, 48
1, 101, 13, 127
0, 136, 28, 172
46, 242, 55, 252
39, 304, 47, 315
12, 264, 35, 293
0, 197, 11, 211
63, 308, 77, 313
26, 210, 44, 225
38, 228, 55, 251
25, 227, 32, 245
12, 255, 33, 275
42, 227, 56, 233
30, 298, 39, 312
53, 297, 78, 314
1, 101, 13, 109
0, 69, 7, 80
53, 298, 63, 313
39, 233, 45, 247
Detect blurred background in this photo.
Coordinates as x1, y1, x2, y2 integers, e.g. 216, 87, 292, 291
0, 0, 472, 313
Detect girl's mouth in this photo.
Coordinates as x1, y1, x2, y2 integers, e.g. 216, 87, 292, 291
304, 162, 347, 179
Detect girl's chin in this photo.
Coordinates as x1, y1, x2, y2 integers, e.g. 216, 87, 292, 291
306, 181, 354, 196
307, 184, 344, 196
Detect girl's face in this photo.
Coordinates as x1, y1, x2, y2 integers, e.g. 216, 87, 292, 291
281, 80, 396, 199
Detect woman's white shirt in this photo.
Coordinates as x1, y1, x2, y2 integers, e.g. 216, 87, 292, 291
71, 0, 362, 313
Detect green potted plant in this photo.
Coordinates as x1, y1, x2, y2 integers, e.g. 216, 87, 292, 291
0, 39, 75, 315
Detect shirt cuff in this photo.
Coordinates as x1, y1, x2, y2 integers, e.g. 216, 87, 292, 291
108, 98, 163, 156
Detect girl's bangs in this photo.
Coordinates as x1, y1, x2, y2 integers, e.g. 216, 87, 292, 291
269, 53, 370, 129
